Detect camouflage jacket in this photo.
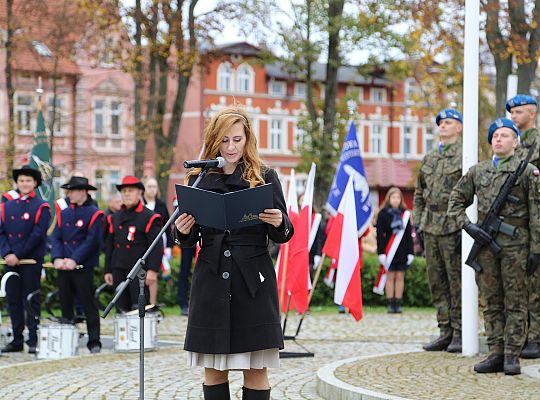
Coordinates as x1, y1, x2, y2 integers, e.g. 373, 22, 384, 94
447, 155, 540, 252
412, 142, 462, 235
516, 127, 540, 169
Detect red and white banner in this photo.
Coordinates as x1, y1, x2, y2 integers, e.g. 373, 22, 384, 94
322, 177, 363, 321
373, 210, 411, 295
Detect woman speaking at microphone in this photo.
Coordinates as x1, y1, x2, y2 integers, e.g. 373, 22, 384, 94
174, 106, 293, 400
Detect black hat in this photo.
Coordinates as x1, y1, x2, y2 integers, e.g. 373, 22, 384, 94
12, 165, 42, 187
61, 176, 97, 191
115, 176, 145, 191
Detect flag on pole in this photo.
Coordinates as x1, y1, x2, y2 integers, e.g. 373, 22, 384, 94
326, 121, 372, 236
323, 177, 363, 321
284, 163, 316, 313
29, 104, 54, 211
276, 170, 299, 311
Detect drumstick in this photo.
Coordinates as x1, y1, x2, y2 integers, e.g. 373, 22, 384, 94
0, 259, 37, 265
43, 262, 84, 270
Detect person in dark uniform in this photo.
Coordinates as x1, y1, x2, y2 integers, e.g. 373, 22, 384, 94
104, 176, 162, 311
0, 165, 51, 353
50, 176, 104, 353
174, 106, 294, 400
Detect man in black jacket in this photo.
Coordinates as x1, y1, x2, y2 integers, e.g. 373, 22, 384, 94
104, 176, 162, 311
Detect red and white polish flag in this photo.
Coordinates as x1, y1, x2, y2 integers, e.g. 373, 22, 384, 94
323, 177, 363, 321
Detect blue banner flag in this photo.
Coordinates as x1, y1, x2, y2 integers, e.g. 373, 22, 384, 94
326, 121, 372, 236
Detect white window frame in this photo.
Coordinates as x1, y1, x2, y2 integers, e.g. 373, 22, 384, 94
371, 88, 387, 104
217, 62, 234, 92
424, 125, 436, 154
371, 124, 384, 154
293, 122, 305, 149
269, 118, 285, 150
294, 82, 306, 98
346, 85, 364, 103
15, 93, 34, 134
93, 97, 123, 138
402, 125, 413, 156
111, 100, 122, 136
46, 95, 67, 136
269, 80, 286, 96
237, 63, 254, 93
93, 99, 105, 136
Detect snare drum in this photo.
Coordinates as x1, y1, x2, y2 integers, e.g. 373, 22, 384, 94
37, 324, 79, 359
114, 312, 159, 352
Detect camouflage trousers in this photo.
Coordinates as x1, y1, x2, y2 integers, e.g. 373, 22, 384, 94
476, 244, 528, 356
424, 232, 462, 337
527, 267, 540, 342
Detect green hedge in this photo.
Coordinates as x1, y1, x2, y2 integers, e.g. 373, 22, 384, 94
309, 254, 432, 307
36, 253, 431, 313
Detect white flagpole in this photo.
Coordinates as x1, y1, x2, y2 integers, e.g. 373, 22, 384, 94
462, 0, 480, 356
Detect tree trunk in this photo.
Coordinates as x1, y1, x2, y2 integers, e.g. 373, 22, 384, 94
5, 0, 15, 173
316, 0, 344, 210
494, 56, 512, 117
133, 0, 144, 177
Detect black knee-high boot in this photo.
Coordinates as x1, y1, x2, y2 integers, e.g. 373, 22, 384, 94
203, 381, 230, 400
242, 386, 271, 400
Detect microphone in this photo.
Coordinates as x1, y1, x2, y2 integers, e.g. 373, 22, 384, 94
183, 157, 226, 169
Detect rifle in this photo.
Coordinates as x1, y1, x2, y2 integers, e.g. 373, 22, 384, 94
465, 146, 535, 272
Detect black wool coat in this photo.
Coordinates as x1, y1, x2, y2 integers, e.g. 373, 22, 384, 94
376, 207, 414, 265
177, 165, 293, 354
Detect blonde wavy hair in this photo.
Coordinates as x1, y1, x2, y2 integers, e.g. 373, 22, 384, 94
185, 106, 265, 187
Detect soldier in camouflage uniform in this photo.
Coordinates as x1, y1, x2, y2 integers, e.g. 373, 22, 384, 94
508, 94, 540, 359
448, 118, 540, 375
413, 109, 463, 353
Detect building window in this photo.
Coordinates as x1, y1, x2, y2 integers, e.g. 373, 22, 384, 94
111, 101, 121, 135
47, 97, 63, 134
94, 100, 104, 135
371, 88, 386, 103
403, 126, 412, 155
237, 63, 254, 93
294, 82, 306, 97
217, 62, 233, 92
371, 124, 383, 153
346, 86, 363, 102
109, 170, 120, 193
270, 119, 284, 149
16, 95, 33, 133
269, 80, 286, 96
293, 124, 305, 149
425, 126, 435, 152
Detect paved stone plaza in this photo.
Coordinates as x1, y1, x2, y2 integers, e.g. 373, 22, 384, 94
0, 309, 538, 399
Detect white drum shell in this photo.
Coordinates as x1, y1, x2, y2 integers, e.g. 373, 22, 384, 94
114, 313, 158, 352
38, 324, 79, 359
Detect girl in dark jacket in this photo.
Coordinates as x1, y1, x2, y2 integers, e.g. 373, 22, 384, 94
376, 187, 414, 313
174, 106, 293, 400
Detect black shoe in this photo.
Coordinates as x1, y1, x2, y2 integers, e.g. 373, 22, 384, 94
1, 342, 23, 353
446, 336, 462, 353
27, 345, 37, 354
521, 342, 540, 359
387, 299, 394, 314
89, 344, 101, 354
242, 387, 270, 400
203, 382, 230, 400
394, 298, 402, 314
504, 355, 521, 375
423, 333, 452, 351
474, 353, 504, 373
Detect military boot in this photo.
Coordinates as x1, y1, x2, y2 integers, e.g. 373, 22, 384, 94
422, 332, 452, 351
203, 382, 230, 400
504, 355, 521, 375
446, 335, 462, 353
521, 342, 540, 359
242, 387, 271, 400
473, 353, 504, 373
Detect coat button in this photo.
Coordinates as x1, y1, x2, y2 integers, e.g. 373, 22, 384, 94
224, 250, 231, 257
222, 272, 230, 279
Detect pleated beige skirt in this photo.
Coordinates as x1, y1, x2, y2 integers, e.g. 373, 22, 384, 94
187, 348, 280, 371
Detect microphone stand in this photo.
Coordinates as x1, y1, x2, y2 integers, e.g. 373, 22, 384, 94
102, 167, 210, 400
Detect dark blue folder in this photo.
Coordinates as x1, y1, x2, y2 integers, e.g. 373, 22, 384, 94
175, 183, 273, 230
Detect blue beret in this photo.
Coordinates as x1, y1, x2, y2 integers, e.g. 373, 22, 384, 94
435, 108, 463, 126
488, 118, 521, 144
505, 94, 538, 112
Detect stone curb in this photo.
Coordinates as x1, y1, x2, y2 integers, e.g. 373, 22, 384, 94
316, 350, 422, 400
